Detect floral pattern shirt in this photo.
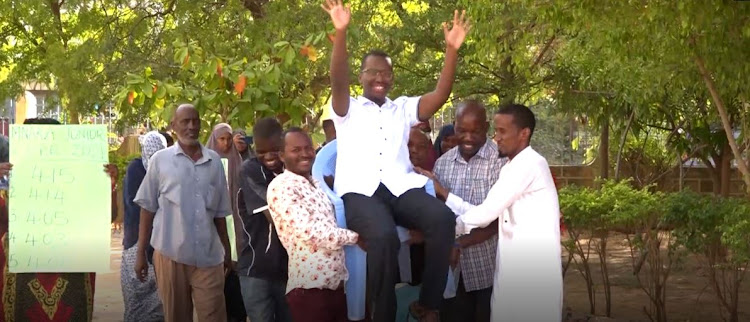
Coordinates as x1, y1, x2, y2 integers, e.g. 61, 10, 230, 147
267, 170, 358, 293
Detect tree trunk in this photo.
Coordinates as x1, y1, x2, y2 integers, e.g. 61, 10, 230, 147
720, 143, 732, 197
599, 119, 610, 180
693, 50, 750, 196
68, 109, 80, 124
615, 109, 636, 181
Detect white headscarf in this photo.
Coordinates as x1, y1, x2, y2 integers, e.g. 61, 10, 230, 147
138, 131, 167, 170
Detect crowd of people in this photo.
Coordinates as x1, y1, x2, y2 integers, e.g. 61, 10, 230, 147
0, 0, 562, 321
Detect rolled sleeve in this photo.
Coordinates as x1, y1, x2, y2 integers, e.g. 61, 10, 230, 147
330, 97, 357, 125
394, 96, 422, 127
133, 157, 160, 213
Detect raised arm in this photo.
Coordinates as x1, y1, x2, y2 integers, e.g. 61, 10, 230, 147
417, 10, 471, 121
323, 0, 352, 117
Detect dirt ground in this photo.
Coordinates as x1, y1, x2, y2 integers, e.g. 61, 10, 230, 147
563, 233, 750, 322
92, 231, 750, 322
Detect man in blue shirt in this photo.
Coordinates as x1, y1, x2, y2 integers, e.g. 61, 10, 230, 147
134, 104, 233, 322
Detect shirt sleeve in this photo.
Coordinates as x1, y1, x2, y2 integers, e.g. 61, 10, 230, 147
456, 160, 539, 234
133, 156, 160, 213
329, 97, 357, 125
268, 184, 358, 250
394, 96, 422, 127
239, 160, 270, 213
213, 160, 232, 218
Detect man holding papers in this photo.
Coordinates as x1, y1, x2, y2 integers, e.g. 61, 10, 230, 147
434, 104, 562, 322
236, 117, 291, 322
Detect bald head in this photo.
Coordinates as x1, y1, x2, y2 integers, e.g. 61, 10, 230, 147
454, 100, 489, 160
174, 104, 197, 120
171, 103, 201, 147
455, 100, 487, 123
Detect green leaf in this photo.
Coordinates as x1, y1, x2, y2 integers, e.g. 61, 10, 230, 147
273, 41, 289, 48
254, 103, 270, 111
141, 83, 153, 98
155, 83, 167, 99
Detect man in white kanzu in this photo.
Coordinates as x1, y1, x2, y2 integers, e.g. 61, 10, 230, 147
437, 104, 562, 322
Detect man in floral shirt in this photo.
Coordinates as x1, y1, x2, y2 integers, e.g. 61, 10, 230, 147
267, 128, 361, 322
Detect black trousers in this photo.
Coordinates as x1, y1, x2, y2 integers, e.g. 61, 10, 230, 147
342, 184, 455, 322
440, 277, 492, 322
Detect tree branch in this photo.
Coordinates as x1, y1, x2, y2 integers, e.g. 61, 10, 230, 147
692, 36, 750, 195
243, 0, 270, 19
530, 34, 556, 72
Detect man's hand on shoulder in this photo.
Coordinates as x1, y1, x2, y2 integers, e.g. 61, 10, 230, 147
414, 166, 448, 201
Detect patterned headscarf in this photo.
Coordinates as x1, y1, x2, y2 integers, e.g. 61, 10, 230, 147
139, 131, 167, 170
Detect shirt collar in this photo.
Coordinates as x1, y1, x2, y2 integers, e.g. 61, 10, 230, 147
513, 145, 534, 160
356, 96, 395, 109
447, 140, 498, 163
172, 143, 212, 164
283, 170, 319, 188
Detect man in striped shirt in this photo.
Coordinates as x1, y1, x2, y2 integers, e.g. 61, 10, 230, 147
422, 101, 507, 322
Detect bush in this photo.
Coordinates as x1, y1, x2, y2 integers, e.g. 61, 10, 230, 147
108, 151, 140, 188
561, 184, 750, 322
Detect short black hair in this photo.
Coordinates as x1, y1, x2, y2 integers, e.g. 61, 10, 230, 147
360, 50, 392, 71
159, 131, 174, 146
252, 117, 283, 139
281, 127, 309, 149
495, 104, 536, 138
23, 118, 61, 125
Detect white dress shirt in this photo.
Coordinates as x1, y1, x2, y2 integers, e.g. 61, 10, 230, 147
331, 96, 429, 197
447, 146, 562, 322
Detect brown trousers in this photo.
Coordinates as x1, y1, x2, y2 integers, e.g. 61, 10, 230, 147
153, 250, 226, 322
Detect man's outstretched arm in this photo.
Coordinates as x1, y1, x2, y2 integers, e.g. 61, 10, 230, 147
418, 10, 471, 121
323, 0, 352, 117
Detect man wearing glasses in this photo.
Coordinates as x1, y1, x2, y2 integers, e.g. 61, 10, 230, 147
322, 1, 471, 321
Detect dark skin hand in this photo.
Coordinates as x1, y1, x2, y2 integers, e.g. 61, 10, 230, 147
103, 164, 118, 183
414, 166, 448, 201
134, 209, 155, 282
0, 163, 13, 177
214, 217, 234, 276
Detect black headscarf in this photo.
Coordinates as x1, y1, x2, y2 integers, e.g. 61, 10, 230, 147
433, 124, 455, 156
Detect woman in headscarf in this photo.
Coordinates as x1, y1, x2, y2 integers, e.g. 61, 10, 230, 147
121, 131, 169, 321
434, 124, 457, 157
232, 129, 253, 161
206, 123, 247, 322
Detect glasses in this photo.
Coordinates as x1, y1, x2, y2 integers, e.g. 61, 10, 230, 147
361, 69, 393, 79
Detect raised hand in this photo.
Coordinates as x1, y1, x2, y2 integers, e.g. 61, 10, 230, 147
443, 9, 471, 50
322, 0, 351, 31
0, 163, 12, 177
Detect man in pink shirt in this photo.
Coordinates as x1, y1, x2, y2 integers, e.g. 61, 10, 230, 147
267, 128, 361, 322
